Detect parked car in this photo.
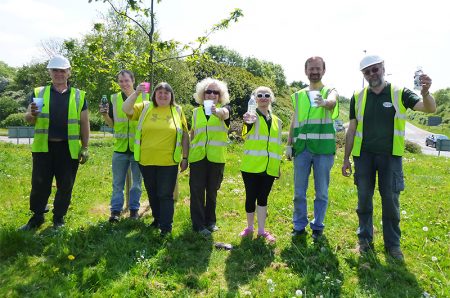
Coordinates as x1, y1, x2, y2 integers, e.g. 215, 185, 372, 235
425, 134, 449, 148
334, 120, 344, 132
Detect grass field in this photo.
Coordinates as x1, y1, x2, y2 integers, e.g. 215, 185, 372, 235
0, 139, 449, 297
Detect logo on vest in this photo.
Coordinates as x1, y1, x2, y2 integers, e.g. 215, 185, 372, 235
382, 102, 393, 108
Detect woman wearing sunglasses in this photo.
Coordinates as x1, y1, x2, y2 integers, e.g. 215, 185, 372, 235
189, 78, 231, 236
239, 86, 283, 243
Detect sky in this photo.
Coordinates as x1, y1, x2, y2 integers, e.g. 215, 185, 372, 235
1, 0, 449, 98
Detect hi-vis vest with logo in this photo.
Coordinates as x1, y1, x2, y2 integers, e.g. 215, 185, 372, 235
32, 86, 85, 159
189, 106, 229, 163
292, 87, 339, 155
111, 92, 148, 152
134, 102, 183, 163
240, 113, 283, 177
352, 85, 406, 157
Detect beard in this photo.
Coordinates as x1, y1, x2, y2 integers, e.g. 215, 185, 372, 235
308, 74, 322, 83
368, 77, 383, 88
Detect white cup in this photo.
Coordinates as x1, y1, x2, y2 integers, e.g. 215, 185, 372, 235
204, 100, 213, 115
33, 97, 44, 112
308, 91, 321, 107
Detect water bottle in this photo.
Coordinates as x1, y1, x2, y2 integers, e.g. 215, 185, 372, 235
246, 95, 257, 124
414, 66, 423, 91
101, 95, 108, 107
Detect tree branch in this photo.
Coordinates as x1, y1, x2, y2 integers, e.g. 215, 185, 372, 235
104, 0, 150, 37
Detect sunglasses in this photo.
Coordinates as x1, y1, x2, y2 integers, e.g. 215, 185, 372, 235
363, 66, 380, 76
205, 89, 220, 95
256, 93, 271, 98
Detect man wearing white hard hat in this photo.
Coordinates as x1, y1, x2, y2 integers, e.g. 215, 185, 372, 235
342, 55, 436, 260
21, 55, 90, 230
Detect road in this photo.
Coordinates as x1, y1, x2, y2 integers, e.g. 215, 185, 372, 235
1, 123, 448, 157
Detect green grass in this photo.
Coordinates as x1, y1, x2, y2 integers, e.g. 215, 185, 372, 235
0, 140, 449, 297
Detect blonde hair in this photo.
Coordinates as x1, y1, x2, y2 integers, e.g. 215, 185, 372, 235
252, 86, 275, 111
193, 78, 230, 105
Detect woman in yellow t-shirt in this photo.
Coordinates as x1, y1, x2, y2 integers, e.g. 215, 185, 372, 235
122, 82, 189, 236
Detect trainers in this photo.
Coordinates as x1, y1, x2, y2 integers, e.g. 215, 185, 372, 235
53, 217, 65, 229
160, 229, 171, 237
357, 240, 374, 254
312, 229, 323, 241
291, 228, 306, 237
198, 228, 212, 237
109, 211, 120, 223
239, 227, 254, 237
129, 210, 139, 220
207, 224, 219, 232
19, 215, 44, 231
258, 231, 276, 243
386, 247, 404, 261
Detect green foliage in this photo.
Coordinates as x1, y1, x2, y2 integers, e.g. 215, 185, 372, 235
89, 112, 104, 131
0, 113, 28, 127
405, 140, 422, 154
0, 97, 20, 121
9, 63, 49, 94
206, 45, 244, 67
0, 61, 16, 80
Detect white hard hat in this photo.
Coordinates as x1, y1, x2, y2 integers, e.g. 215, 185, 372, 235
359, 55, 383, 71
47, 55, 71, 69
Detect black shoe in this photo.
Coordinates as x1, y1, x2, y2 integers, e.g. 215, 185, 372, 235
207, 224, 219, 232
160, 229, 171, 237
291, 228, 306, 237
129, 210, 139, 220
109, 211, 121, 223
53, 217, 65, 229
357, 240, 374, 254
385, 246, 404, 261
312, 229, 323, 241
20, 215, 44, 231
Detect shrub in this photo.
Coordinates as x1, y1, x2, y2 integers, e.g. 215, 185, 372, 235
1, 113, 29, 127
0, 97, 20, 121
405, 140, 421, 154
89, 112, 104, 131
335, 131, 346, 149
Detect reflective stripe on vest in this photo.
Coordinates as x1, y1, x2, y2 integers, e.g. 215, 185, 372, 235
32, 86, 85, 159
111, 92, 148, 152
240, 113, 283, 177
133, 102, 183, 163
352, 85, 406, 156
292, 87, 338, 155
188, 106, 229, 163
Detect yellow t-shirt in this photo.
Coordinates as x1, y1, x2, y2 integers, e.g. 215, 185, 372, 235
131, 103, 188, 166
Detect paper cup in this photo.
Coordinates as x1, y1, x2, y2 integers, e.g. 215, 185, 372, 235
308, 91, 320, 107
204, 100, 213, 115
33, 97, 44, 112
143, 82, 150, 93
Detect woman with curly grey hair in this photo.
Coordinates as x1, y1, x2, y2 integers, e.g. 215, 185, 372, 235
188, 78, 231, 236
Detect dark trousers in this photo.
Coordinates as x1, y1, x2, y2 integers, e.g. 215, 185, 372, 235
30, 141, 79, 219
140, 164, 178, 232
353, 151, 404, 248
189, 158, 224, 231
241, 172, 275, 213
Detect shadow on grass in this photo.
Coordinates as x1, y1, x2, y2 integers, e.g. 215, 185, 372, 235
0, 219, 162, 295
280, 235, 344, 297
224, 236, 275, 296
344, 249, 423, 297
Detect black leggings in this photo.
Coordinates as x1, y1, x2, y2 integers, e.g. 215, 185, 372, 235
241, 171, 275, 213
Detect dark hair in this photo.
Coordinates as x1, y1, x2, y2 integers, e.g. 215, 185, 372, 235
151, 82, 175, 107
304, 56, 326, 71
117, 69, 135, 81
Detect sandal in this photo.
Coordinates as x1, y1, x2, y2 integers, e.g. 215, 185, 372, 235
258, 231, 276, 243
239, 227, 254, 237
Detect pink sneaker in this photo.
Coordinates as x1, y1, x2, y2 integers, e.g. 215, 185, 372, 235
239, 227, 254, 237
258, 231, 276, 243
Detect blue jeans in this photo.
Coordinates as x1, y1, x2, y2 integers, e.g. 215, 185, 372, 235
353, 152, 404, 248
110, 152, 142, 212
293, 149, 334, 231
140, 165, 178, 232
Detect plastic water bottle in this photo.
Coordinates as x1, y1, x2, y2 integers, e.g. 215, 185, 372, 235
414, 66, 423, 91
101, 95, 108, 107
246, 95, 257, 123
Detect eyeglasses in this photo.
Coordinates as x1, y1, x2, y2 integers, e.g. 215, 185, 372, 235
362, 66, 379, 76
256, 93, 271, 98
205, 89, 220, 95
